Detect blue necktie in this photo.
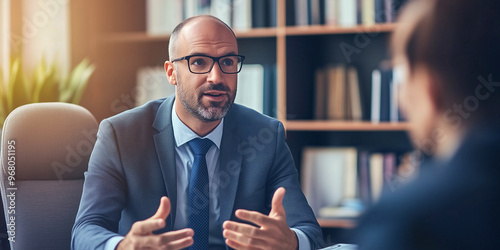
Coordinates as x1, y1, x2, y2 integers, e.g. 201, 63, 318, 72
188, 138, 213, 250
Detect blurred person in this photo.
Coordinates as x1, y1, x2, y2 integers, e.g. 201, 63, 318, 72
72, 15, 324, 250
353, 0, 500, 249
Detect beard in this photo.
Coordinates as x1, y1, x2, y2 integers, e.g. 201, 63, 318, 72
176, 74, 236, 122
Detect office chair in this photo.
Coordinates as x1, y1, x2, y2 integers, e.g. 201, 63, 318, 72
0, 102, 98, 249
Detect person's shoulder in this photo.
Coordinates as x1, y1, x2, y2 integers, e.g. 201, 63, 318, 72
226, 103, 281, 127
104, 97, 171, 129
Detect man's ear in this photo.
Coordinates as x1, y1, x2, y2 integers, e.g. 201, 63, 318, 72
422, 66, 444, 113
165, 61, 177, 85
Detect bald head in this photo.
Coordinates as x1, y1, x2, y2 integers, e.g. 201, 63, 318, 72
168, 15, 237, 61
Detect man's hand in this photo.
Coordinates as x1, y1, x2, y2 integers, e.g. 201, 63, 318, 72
222, 187, 298, 250
117, 196, 194, 250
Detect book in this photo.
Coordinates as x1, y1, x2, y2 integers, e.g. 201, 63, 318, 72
369, 153, 384, 202
146, 0, 170, 35
327, 65, 346, 120
315, 67, 327, 119
252, 0, 267, 28
325, 0, 339, 25
356, 0, 363, 24
236, 64, 264, 113
211, 0, 232, 27
347, 67, 362, 121
338, 0, 357, 27
357, 151, 371, 205
233, 0, 252, 30
295, 0, 309, 26
391, 65, 405, 122
184, 0, 198, 19
318, 202, 363, 218
362, 0, 376, 25
197, 0, 212, 15
374, 0, 386, 23
268, 0, 277, 27
310, 0, 322, 25
262, 64, 277, 117
379, 68, 392, 121
301, 147, 358, 217
135, 67, 176, 106
371, 69, 381, 123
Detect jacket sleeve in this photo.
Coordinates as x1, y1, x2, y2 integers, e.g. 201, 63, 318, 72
71, 120, 128, 250
266, 121, 326, 249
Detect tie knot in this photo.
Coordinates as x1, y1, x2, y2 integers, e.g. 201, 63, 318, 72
188, 138, 213, 156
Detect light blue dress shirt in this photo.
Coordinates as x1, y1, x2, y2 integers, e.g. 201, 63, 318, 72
105, 104, 311, 249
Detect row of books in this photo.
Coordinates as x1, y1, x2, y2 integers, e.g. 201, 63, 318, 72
146, 0, 277, 35
295, 0, 409, 27
314, 65, 362, 121
301, 147, 418, 219
371, 64, 405, 122
313, 63, 405, 122
135, 64, 276, 117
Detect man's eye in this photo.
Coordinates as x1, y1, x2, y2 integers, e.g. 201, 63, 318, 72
192, 59, 206, 66
221, 59, 234, 66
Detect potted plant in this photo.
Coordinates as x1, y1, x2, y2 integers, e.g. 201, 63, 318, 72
0, 57, 95, 127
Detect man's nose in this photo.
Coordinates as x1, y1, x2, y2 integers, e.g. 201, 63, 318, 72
207, 61, 224, 83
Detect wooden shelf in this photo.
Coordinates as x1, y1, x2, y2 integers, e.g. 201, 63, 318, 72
285, 23, 398, 36
101, 32, 170, 43
285, 120, 410, 131
318, 218, 356, 228
234, 27, 278, 38
99, 24, 396, 43
100, 28, 278, 43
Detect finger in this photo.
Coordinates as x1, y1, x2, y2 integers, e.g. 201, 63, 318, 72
223, 229, 266, 249
226, 239, 262, 250
150, 196, 171, 220
130, 218, 166, 235
156, 229, 194, 249
127, 228, 193, 248
222, 221, 265, 239
234, 209, 275, 227
165, 236, 194, 250
158, 228, 194, 244
269, 187, 286, 218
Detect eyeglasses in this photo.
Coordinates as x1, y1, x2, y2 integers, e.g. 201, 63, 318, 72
171, 55, 245, 74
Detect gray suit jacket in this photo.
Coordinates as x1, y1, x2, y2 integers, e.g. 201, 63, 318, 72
72, 96, 324, 249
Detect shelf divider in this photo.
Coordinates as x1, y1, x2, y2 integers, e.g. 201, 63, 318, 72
285, 120, 410, 131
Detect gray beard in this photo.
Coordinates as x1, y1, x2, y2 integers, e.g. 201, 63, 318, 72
176, 76, 234, 122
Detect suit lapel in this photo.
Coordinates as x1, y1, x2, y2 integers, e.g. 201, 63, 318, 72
153, 97, 177, 229
218, 109, 243, 223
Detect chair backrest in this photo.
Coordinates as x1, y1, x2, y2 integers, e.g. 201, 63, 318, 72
0, 102, 98, 250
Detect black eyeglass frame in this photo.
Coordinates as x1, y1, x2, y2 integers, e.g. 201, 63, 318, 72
171, 54, 246, 74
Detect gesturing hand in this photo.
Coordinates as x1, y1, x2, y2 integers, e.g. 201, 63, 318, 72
117, 196, 194, 250
222, 187, 298, 250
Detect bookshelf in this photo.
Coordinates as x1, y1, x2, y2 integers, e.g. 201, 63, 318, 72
75, 0, 412, 234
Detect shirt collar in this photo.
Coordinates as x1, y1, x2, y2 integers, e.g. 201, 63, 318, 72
171, 103, 223, 149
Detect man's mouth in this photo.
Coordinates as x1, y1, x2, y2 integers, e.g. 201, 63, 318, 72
203, 91, 227, 101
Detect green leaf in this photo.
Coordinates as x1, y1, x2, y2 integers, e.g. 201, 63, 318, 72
32, 57, 48, 102
36, 60, 61, 102
8, 58, 30, 112
61, 58, 94, 103
71, 61, 95, 104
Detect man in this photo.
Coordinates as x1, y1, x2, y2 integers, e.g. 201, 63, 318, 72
354, 0, 500, 249
72, 15, 323, 250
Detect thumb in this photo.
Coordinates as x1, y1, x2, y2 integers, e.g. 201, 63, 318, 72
269, 187, 286, 218
150, 196, 171, 220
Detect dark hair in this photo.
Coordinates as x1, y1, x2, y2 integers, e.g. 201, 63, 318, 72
168, 15, 236, 60
394, 0, 500, 125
